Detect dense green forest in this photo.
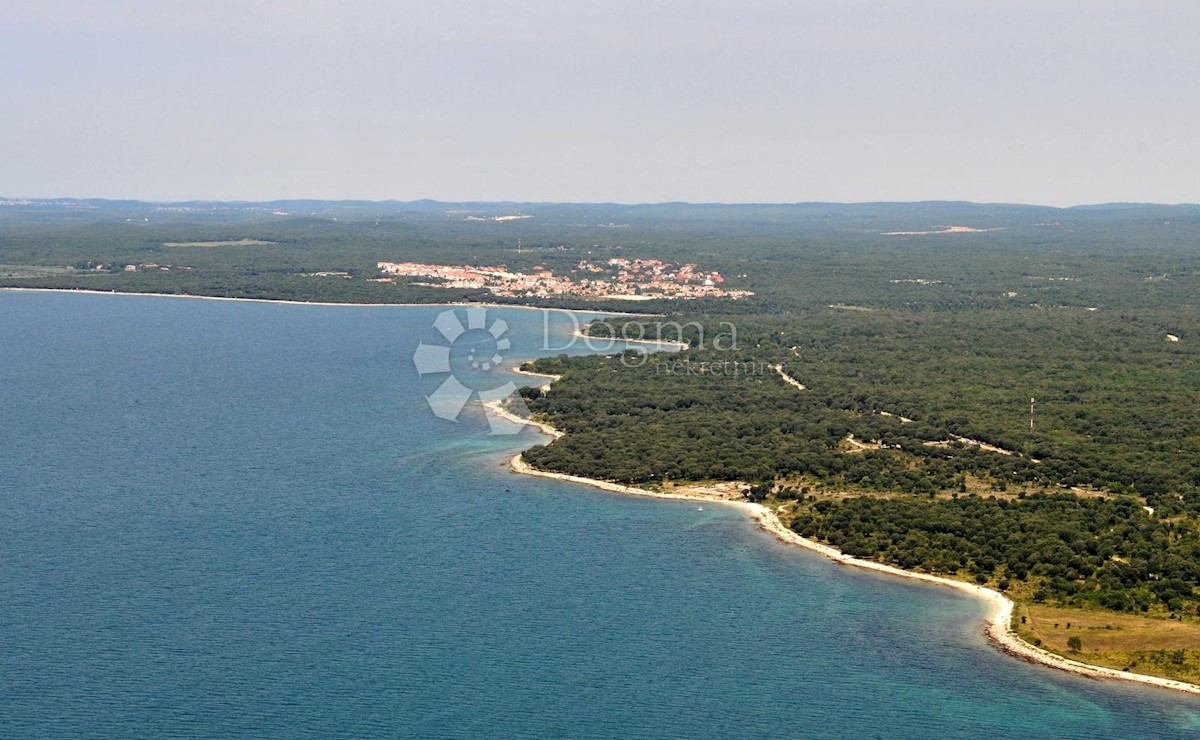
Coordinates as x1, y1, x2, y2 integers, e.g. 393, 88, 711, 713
789, 494, 1200, 614
5, 198, 1200, 625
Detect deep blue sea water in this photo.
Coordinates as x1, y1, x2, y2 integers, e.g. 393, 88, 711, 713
2, 291, 1199, 739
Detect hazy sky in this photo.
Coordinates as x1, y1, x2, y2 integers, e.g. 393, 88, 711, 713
2, 1, 1196, 205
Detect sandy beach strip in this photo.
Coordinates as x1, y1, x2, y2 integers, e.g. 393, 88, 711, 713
570, 328, 688, 351
508, 367, 562, 389
481, 400, 563, 439
502, 408, 1200, 697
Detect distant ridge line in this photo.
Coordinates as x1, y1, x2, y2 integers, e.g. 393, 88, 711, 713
2, 197, 1198, 210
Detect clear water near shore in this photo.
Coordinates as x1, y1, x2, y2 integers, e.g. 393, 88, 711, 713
2, 292, 1199, 738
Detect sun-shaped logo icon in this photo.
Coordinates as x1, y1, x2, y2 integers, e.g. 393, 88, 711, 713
412, 307, 529, 434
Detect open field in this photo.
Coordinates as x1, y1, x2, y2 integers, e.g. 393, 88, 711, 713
1018, 604, 1200, 683
0, 264, 77, 278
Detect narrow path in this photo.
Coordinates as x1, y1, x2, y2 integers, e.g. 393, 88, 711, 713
774, 357, 1032, 460
771, 364, 807, 391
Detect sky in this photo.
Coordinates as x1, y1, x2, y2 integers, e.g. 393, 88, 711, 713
1, 1, 1197, 206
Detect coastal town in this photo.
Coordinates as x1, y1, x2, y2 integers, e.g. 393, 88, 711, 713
376, 257, 753, 301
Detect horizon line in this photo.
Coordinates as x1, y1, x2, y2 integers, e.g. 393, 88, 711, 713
3, 195, 1200, 210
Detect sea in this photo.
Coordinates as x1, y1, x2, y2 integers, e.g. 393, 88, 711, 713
1, 291, 1198, 738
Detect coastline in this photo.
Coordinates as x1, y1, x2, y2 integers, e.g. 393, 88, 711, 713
482, 398, 563, 439
0, 287, 662, 316
498, 402, 1200, 697
507, 367, 562, 389
18, 284, 1197, 695
570, 328, 689, 351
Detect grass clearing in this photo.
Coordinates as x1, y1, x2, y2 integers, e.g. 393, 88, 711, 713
0, 264, 78, 278
1017, 604, 1200, 683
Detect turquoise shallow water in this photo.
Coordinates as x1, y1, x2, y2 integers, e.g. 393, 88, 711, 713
2, 292, 1199, 738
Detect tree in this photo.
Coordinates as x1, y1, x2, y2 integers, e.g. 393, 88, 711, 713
1067, 636, 1082, 652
